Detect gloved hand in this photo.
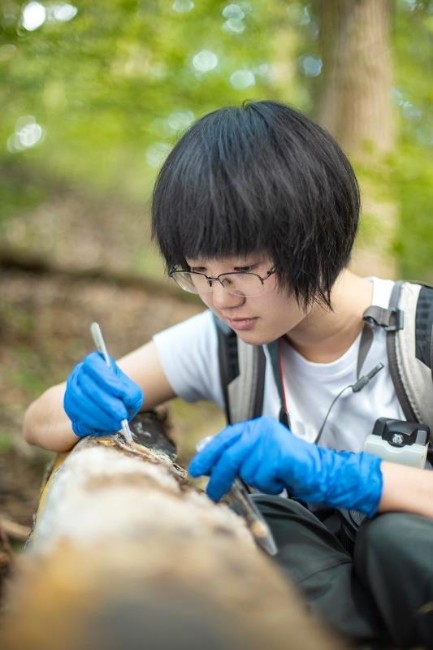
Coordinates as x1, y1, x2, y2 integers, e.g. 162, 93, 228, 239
63, 352, 143, 437
189, 416, 383, 517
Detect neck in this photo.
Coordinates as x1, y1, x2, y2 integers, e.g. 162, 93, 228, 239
285, 270, 374, 363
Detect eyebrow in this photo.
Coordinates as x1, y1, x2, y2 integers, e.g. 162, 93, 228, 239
189, 262, 260, 273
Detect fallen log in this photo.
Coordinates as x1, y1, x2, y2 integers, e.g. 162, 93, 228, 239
0, 412, 348, 650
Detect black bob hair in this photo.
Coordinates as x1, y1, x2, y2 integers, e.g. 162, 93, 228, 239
151, 100, 360, 307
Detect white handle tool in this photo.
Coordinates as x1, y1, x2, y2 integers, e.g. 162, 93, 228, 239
90, 322, 134, 445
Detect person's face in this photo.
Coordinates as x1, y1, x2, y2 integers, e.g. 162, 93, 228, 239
185, 255, 311, 346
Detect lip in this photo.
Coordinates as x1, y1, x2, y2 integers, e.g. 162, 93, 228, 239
225, 317, 258, 332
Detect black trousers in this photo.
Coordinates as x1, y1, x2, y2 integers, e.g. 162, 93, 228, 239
253, 495, 433, 649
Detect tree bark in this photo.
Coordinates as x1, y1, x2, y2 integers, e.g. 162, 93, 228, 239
314, 0, 397, 278
0, 413, 348, 650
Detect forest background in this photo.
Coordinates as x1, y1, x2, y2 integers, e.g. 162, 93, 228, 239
0, 0, 433, 532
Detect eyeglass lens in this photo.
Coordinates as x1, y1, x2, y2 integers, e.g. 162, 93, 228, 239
176, 272, 265, 296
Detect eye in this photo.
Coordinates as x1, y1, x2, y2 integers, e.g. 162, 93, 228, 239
234, 264, 258, 273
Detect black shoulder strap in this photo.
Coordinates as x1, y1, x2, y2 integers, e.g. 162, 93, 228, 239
213, 315, 266, 424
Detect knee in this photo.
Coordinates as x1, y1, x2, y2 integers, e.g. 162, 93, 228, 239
355, 512, 431, 569
358, 512, 404, 549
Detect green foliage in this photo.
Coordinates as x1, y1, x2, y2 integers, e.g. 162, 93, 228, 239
1, 0, 433, 277
392, 139, 433, 281
0, 157, 46, 224
1, 0, 295, 201
393, 0, 433, 280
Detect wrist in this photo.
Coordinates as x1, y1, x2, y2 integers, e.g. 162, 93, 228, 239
324, 450, 383, 517
288, 447, 383, 517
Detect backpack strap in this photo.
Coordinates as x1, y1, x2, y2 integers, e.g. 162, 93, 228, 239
396, 282, 433, 427
414, 284, 433, 373
267, 339, 291, 428
213, 315, 266, 424
387, 281, 418, 422
363, 281, 433, 428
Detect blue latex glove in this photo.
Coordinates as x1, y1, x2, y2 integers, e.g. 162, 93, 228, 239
189, 416, 383, 517
63, 352, 143, 437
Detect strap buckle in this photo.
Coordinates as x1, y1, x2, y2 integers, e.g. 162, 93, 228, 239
363, 306, 404, 332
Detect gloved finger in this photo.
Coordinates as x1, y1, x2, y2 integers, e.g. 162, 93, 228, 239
188, 423, 244, 478
84, 354, 133, 397
121, 382, 143, 417
204, 435, 254, 501
249, 447, 285, 494
66, 399, 123, 436
237, 448, 262, 486
205, 458, 237, 501
77, 372, 129, 423
84, 354, 143, 416
69, 396, 126, 432
72, 421, 118, 438
64, 376, 128, 435
67, 368, 128, 424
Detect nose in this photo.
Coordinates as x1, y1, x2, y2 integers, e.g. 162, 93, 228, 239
210, 283, 245, 309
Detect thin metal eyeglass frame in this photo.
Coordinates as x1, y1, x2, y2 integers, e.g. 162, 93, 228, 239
168, 267, 276, 297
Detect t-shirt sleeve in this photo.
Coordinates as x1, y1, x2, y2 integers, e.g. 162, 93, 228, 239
153, 310, 224, 408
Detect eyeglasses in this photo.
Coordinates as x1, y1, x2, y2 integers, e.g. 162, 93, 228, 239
169, 267, 276, 297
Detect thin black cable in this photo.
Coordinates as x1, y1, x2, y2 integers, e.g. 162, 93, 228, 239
314, 363, 384, 445
314, 384, 353, 444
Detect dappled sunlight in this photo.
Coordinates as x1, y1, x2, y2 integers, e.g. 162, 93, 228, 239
0, 0, 432, 276
166, 108, 195, 132
21, 1, 77, 32
298, 54, 322, 77
21, 1, 46, 31
146, 142, 172, 168
230, 68, 255, 89
192, 48, 219, 73
7, 116, 45, 153
222, 3, 248, 34
2, 0, 288, 196
172, 0, 194, 13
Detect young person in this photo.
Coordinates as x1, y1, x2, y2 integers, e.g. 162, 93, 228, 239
23, 101, 433, 648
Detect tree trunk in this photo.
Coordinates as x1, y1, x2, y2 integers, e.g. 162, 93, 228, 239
0, 412, 347, 650
314, 0, 397, 278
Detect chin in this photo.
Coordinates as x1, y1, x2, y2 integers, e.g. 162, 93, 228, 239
237, 331, 277, 347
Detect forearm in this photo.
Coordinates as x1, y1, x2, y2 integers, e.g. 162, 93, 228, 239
188, 416, 433, 520
378, 462, 433, 519
23, 383, 78, 452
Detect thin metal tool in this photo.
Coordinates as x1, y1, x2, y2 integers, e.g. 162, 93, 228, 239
90, 322, 134, 445
197, 437, 277, 556
229, 478, 277, 556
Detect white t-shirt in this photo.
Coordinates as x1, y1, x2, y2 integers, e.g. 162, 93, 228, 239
153, 277, 405, 452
